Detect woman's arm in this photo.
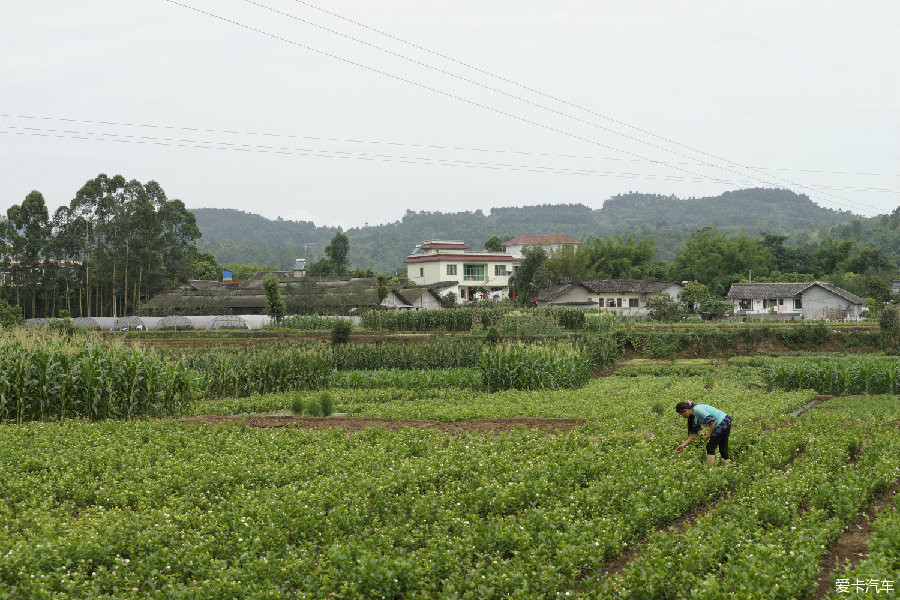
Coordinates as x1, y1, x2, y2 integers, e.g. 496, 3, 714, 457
703, 419, 718, 440
675, 433, 697, 451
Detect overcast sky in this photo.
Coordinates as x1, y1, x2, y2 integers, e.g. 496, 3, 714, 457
2, 1, 898, 228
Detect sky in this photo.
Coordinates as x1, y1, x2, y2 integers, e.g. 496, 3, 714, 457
1, 1, 898, 229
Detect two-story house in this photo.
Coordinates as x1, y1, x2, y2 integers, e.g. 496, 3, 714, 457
405, 240, 516, 302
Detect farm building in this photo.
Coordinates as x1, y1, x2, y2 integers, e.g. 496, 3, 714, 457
726, 282, 865, 320
535, 279, 684, 315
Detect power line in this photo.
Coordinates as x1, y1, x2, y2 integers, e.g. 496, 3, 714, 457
237, 0, 888, 215
6, 112, 897, 180
163, 0, 832, 205
4, 124, 895, 198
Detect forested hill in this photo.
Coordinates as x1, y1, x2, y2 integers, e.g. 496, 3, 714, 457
191, 188, 857, 273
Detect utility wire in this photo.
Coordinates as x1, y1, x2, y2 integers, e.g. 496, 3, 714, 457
4, 124, 895, 196
283, 0, 895, 208
6, 112, 896, 180
162, 0, 818, 203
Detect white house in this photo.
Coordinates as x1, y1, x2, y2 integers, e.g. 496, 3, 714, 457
535, 279, 684, 315
405, 240, 516, 302
726, 282, 865, 320
504, 234, 580, 260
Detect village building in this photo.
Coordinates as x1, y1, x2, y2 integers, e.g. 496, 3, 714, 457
405, 240, 516, 302
535, 279, 684, 315
726, 282, 865, 320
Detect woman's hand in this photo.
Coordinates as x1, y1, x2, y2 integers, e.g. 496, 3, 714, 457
674, 444, 684, 452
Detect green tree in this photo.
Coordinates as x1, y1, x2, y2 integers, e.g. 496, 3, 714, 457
324, 231, 350, 274
262, 274, 286, 326
645, 294, 686, 322
192, 253, 222, 281
670, 227, 774, 296
485, 235, 505, 252
678, 281, 711, 313
0, 297, 24, 328
5, 191, 51, 318
510, 246, 551, 304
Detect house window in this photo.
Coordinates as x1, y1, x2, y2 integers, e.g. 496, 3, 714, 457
464, 264, 485, 281
739, 299, 751, 310
629, 298, 639, 308
419, 267, 424, 277
446, 264, 457, 276
794, 297, 802, 310
778, 298, 784, 306
606, 298, 616, 307
616, 298, 623, 307
494, 264, 507, 276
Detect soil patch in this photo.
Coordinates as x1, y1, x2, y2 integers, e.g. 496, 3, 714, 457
180, 414, 589, 435
811, 481, 899, 599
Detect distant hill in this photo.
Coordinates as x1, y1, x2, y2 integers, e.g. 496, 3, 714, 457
191, 188, 857, 273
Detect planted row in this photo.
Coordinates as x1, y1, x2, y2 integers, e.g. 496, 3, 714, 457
0, 339, 195, 422
763, 357, 900, 395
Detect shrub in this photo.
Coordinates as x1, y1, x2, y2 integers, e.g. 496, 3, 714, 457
330, 319, 353, 345
585, 311, 619, 334
319, 391, 334, 416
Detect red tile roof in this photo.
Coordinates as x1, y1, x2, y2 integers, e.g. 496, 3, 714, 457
505, 235, 580, 246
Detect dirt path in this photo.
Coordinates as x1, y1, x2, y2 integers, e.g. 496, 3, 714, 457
810, 480, 899, 599
180, 414, 590, 435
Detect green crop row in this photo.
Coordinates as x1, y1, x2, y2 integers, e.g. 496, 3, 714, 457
763, 357, 900, 395
0, 338, 195, 423
595, 417, 900, 599
327, 368, 483, 390
832, 497, 900, 597
0, 396, 817, 599
330, 341, 482, 370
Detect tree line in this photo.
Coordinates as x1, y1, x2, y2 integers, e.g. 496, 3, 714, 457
2, 174, 201, 320
510, 225, 898, 306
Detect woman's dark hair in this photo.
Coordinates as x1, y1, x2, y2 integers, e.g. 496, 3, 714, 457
675, 401, 694, 414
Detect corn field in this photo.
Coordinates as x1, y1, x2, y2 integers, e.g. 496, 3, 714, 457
479, 344, 591, 392
763, 357, 900, 395
180, 348, 331, 398
0, 337, 195, 423
330, 341, 482, 370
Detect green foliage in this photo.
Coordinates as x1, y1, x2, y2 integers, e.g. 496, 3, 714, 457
330, 318, 353, 345
576, 335, 620, 371
330, 341, 481, 370
645, 294, 687, 323
484, 235, 505, 252
499, 310, 562, 338
182, 347, 331, 398
878, 304, 900, 349
262, 274, 286, 326
6, 378, 894, 598
584, 311, 619, 333
0, 298, 24, 328
361, 307, 507, 332
509, 246, 550, 304
329, 368, 483, 390
763, 356, 900, 395
0, 335, 195, 422
192, 252, 222, 281
277, 314, 336, 330
478, 343, 590, 392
